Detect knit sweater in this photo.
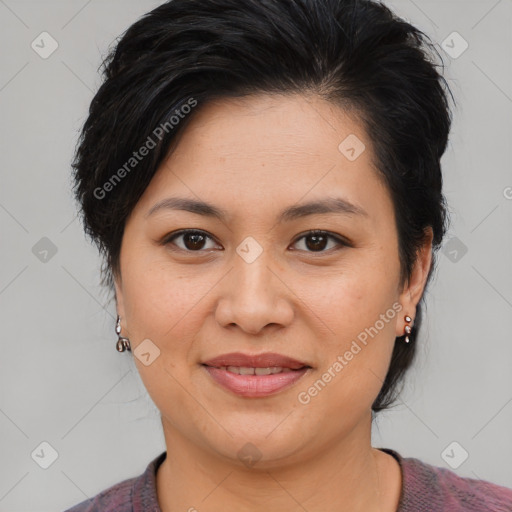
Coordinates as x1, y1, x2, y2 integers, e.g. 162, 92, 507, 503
63, 448, 512, 511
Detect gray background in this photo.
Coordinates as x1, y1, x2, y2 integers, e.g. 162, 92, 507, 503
0, 0, 511, 510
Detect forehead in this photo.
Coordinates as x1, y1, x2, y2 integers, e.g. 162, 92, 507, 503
135, 93, 393, 224
170, 93, 368, 165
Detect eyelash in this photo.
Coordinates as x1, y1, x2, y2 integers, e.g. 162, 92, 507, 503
162, 229, 350, 255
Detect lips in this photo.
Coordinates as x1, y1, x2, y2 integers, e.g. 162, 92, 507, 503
202, 352, 309, 370
202, 352, 311, 398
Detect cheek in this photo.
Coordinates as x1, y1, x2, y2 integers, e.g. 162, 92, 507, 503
294, 258, 397, 341
120, 255, 211, 414
296, 262, 399, 404
121, 249, 211, 342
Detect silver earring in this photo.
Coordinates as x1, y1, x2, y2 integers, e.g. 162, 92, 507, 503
115, 315, 131, 352
404, 315, 412, 343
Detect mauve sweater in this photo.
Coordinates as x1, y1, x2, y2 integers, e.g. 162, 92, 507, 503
63, 448, 512, 512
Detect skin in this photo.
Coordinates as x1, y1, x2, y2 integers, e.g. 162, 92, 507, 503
114, 93, 433, 511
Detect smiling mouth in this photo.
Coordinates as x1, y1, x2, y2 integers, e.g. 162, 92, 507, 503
202, 365, 311, 398
203, 365, 311, 376
201, 352, 312, 397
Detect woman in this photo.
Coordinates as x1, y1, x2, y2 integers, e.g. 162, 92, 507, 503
65, 0, 512, 510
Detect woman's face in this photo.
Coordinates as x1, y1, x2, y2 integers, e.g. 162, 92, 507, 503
115, 93, 431, 467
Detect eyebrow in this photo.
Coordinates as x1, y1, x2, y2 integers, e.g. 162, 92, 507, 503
146, 196, 368, 222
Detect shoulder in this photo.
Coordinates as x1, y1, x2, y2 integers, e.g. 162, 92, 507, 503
63, 477, 135, 512
381, 448, 512, 512
62, 452, 166, 512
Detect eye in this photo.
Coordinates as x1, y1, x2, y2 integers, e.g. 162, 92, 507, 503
162, 229, 349, 254
163, 230, 220, 252
291, 230, 349, 253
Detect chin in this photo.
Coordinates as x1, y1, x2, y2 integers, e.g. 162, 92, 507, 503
200, 416, 312, 468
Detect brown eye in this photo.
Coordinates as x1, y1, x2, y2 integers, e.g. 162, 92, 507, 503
182, 232, 207, 250
292, 230, 348, 253
165, 230, 219, 252
305, 233, 329, 251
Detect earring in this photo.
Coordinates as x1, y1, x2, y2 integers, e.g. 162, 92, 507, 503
404, 315, 412, 343
115, 315, 131, 352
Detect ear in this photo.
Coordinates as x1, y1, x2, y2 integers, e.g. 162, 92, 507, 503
396, 226, 433, 336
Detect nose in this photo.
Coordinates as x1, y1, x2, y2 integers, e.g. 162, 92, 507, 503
214, 247, 294, 336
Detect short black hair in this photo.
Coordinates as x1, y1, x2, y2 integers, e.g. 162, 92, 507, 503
72, 0, 455, 412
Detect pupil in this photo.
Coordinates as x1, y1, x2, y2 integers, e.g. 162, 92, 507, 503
185, 232, 205, 250
306, 234, 327, 251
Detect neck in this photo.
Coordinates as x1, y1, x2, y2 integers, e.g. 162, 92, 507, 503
156, 414, 401, 512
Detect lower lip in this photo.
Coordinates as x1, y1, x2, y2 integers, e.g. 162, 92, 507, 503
203, 366, 310, 398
